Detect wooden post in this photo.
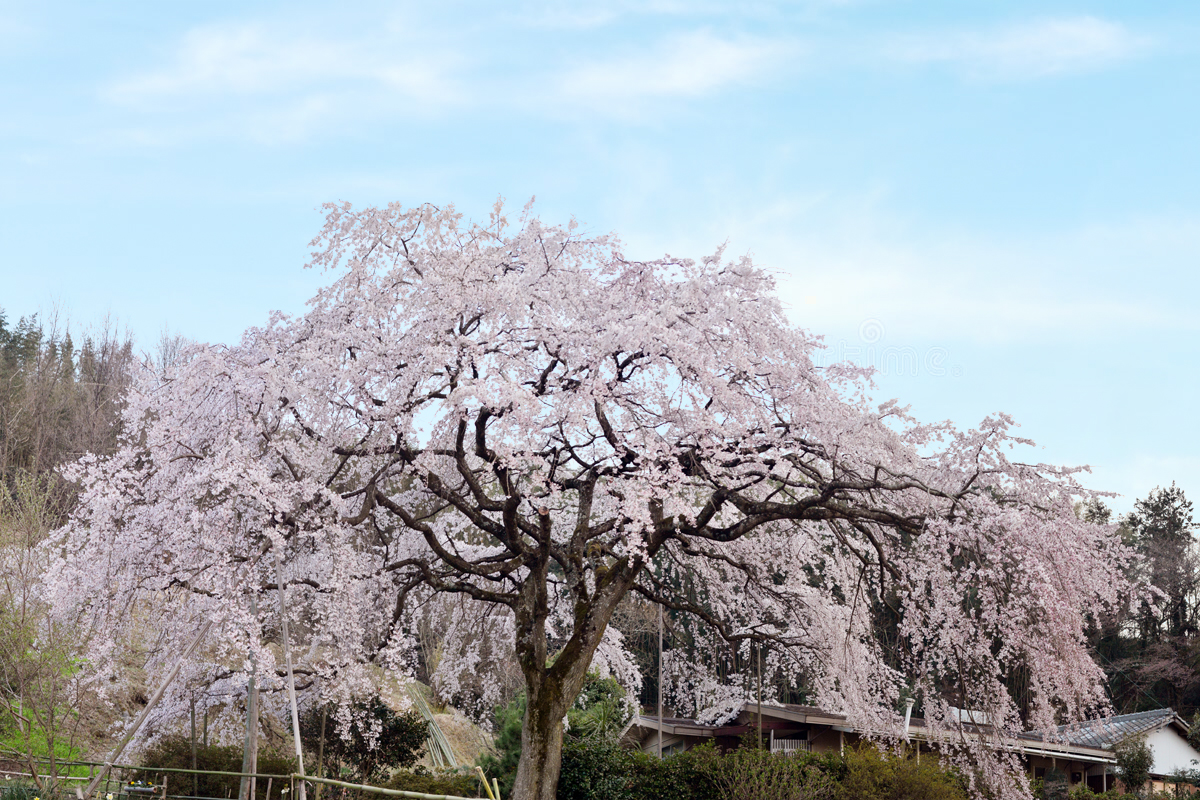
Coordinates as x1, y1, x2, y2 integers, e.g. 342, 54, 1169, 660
314, 707, 327, 800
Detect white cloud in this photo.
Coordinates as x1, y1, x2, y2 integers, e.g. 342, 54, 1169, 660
106, 23, 460, 109
504, 0, 857, 30
768, 231, 1199, 345
891, 16, 1147, 79
557, 30, 795, 109
612, 188, 1200, 345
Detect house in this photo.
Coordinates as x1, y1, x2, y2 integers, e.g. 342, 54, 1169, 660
623, 703, 854, 758
625, 703, 1200, 793
1020, 708, 1199, 794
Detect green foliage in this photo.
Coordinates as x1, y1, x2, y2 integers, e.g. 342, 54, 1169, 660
473, 676, 962, 800
135, 734, 294, 800
838, 746, 964, 800
475, 695, 524, 800
1114, 737, 1154, 796
1043, 768, 1070, 800
624, 741, 724, 800
0, 719, 85, 773
0, 784, 40, 800
555, 740, 961, 800
710, 746, 835, 800
566, 675, 631, 742
298, 699, 428, 783
380, 766, 484, 797
558, 738, 631, 800
475, 673, 632, 798
0, 469, 88, 784
1189, 712, 1200, 752
1065, 788, 1139, 800
1084, 484, 1200, 718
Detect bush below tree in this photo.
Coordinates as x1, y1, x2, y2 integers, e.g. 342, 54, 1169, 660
135, 735, 294, 800
379, 766, 484, 798
551, 742, 966, 800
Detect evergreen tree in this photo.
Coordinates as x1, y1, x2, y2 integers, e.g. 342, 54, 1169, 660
1127, 483, 1197, 642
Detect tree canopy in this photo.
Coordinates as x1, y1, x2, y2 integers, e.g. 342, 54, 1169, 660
49, 201, 1136, 800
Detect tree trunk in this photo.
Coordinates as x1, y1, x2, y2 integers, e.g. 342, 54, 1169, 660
509, 680, 570, 800
507, 557, 642, 800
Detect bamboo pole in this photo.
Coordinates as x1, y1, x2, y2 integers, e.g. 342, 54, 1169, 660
474, 767, 495, 800
275, 552, 307, 800
303, 773, 474, 800
407, 685, 456, 768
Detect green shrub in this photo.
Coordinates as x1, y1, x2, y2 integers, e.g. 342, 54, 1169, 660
626, 742, 724, 800
557, 738, 632, 800
0, 784, 40, 800
299, 699, 428, 783
1114, 738, 1153, 797
711, 747, 835, 800
567, 675, 632, 742
475, 696, 524, 800
381, 766, 484, 797
836, 746, 964, 800
476, 674, 634, 799
554, 739, 967, 800
1067, 788, 1138, 800
134, 735, 294, 800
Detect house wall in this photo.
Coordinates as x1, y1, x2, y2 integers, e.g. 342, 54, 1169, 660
809, 726, 847, 754
1146, 727, 1200, 777
1026, 754, 1106, 789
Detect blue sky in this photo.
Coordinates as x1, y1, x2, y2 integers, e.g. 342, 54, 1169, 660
3, 0, 1198, 512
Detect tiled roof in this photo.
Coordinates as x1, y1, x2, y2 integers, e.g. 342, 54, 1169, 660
635, 701, 848, 731
1027, 708, 1180, 749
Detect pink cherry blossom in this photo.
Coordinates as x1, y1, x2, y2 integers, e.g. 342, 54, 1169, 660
49, 201, 1138, 800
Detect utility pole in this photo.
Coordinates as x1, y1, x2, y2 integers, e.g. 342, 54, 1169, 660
240, 594, 260, 800
756, 640, 763, 750
190, 694, 198, 797
657, 602, 664, 759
